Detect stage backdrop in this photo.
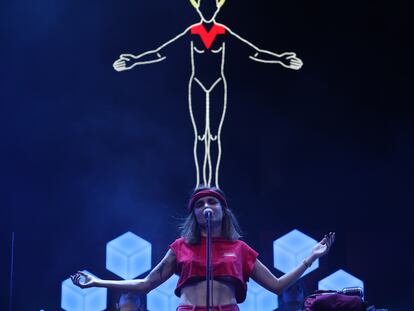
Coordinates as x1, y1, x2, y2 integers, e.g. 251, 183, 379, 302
0, 0, 412, 310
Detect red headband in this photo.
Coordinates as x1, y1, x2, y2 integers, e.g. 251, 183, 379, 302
188, 189, 228, 211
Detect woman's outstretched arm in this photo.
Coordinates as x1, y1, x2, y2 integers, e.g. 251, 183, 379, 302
251, 232, 335, 294
71, 249, 176, 294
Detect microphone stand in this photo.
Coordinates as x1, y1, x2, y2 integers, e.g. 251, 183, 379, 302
205, 211, 212, 311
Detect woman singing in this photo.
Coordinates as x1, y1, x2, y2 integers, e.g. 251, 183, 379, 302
71, 187, 335, 310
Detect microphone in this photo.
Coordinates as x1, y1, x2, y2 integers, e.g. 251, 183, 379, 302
203, 208, 213, 218
340, 287, 364, 298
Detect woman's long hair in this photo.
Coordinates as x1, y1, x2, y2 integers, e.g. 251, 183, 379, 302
179, 186, 242, 244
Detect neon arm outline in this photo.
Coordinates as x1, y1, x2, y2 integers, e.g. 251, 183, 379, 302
221, 24, 303, 70
113, 25, 198, 71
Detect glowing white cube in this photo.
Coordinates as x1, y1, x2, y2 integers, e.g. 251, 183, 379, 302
61, 270, 107, 311
319, 269, 364, 291
273, 229, 319, 277
239, 279, 278, 311
147, 274, 180, 311
106, 231, 152, 279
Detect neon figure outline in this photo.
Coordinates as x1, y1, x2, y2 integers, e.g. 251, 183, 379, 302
113, 0, 303, 189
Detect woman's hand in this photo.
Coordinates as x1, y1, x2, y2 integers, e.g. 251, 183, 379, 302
70, 271, 98, 289
311, 232, 336, 259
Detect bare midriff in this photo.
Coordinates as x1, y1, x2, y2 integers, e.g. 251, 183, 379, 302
179, 276, 237, 306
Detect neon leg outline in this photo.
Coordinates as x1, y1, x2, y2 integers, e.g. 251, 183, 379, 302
215, 42, 227, 189
188, 42, 200, 188
194, 77, 222, 187
189, 40, 227, 188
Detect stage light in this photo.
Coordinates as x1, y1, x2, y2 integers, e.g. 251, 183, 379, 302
147, 274, 181, 311
106, 231, 152, 279
61, 270, 107, 311
318, 269, 364, 291
273, 229, 319, 277
239, 279, 278, 311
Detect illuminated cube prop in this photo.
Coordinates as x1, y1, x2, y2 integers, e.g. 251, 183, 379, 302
61, 270, 107, 311
273, 229, 318, 277
106, 231, 152, 279
319, 269, 364, 291
147, 274, 181, 311
239, 279, 278, 311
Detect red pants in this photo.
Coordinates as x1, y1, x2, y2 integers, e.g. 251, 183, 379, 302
177, 304, 239, 311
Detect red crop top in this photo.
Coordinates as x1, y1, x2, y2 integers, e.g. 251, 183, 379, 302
169, 236, 258, 303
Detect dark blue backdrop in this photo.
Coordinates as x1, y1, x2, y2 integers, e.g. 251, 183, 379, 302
1, 0, 412, 310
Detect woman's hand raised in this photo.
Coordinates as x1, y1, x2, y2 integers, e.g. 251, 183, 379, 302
311, 232, 336, 259
70, 271, 98, 289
